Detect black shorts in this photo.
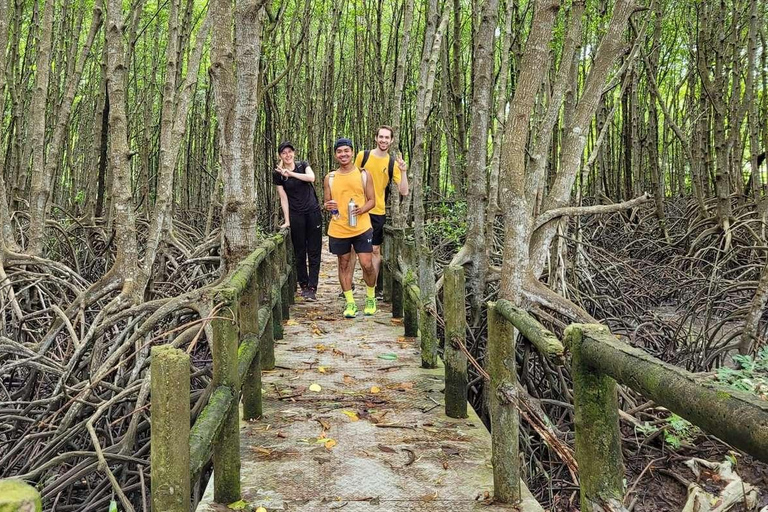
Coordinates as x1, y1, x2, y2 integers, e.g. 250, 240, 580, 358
370, 214, 386, 246
329, 229, 374, 255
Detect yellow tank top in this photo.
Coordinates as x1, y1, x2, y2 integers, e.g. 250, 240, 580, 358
328, 167, 372, 238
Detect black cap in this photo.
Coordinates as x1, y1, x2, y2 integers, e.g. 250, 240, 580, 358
278, 141, 295, 153
333, 137, 354, 151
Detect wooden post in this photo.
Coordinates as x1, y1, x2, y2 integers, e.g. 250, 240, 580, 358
211, 303, 241, 503
487, 303, 520, 503
390, 232, 404, 318
565, 324, 625, 511
418, 249, 438, 369
240, 275, 261, 420
0, 479, 42, 512
285, 227, 297, 305
271, 239, 284, 342
257, 259, 276, 370
403, 271, 418, 337
279, 237, 291, 319
380, 231, 391, 302
150, 345, 190, 512
444, 265, 468, 418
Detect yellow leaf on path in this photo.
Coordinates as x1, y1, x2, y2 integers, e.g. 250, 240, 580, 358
309, 383, 322, 392
391, 318, 404, 325
228, 500, 247, 510
256, 507, 267, 512
315, 344, 327, 352
285, 319, 298, 326
318, 366, 327, 373
325, 439, 337, 449
341, 410, 359, 421
343, 375, 354, 384
370, 386, 381, 394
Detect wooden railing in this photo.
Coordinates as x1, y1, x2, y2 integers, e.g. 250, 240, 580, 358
150, 228, 295, 512
381, 226, 768, 511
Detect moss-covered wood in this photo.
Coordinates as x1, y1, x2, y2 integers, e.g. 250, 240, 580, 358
210, 306, 240, 503
564, 324, 625, 512
238, 332, 262, 420
444, 265, 468, 418
494, 299, 564, 361
403, 271, 419, 337
239, 273, 259, 336
213, 399, 241, 503
0, 479, 42, 512
278, 237, 291, 319
189, 386, 233, 482
391, 273, 404, 318
487, 303, 520, 503
150, 345, 190, 512
567, 323, 768, 463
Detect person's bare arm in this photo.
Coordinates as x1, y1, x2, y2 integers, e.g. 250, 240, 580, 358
286, 164, 315, 183
276, 186, 290, 228
323, 174, 336, 211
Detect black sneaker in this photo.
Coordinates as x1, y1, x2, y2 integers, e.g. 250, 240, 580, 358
305, 287, 317, 301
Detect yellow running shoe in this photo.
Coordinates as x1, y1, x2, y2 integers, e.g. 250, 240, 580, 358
343, 302, 358, 318
364, 296, 377, 316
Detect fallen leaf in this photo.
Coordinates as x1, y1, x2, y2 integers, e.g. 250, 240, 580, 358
377, 444, 397, 453
256, 507, 267, 512
251, 446, 272, 455
325, 439, 337, 449
316, 418, 331, 431
318, 366, 327, 373
397, 382, 414, 390
285, 319, 298, 326
277, 432, 287, 438
370, 386, 381, 394
341, 410, 359, 421
377, 353, 398, 360
315, 344, 327, 352
343, 375, 354, 384
441, 445, 461, 456
309, 383, 322, 392
443, 461, 450, 470
419, 492, 438, 502
391, 318, 404, 325
228, 500, 248, 510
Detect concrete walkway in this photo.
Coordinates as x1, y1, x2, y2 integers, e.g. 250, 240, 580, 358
197, 246, 543, 511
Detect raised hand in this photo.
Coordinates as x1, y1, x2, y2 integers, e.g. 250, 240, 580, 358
396, 152, 407, 173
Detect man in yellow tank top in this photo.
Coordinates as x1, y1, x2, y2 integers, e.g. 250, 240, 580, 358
323, 138, 377, 318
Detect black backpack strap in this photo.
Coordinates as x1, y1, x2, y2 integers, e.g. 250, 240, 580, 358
361, 150, 370, 168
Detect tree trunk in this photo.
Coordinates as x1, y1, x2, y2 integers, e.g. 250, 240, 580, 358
25, 0, 56, 256
106, 0, 140, 297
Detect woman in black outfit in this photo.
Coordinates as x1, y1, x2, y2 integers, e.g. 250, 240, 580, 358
274, 141, 322, 301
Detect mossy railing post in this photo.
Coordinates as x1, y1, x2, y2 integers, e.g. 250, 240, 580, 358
211, 301, 241, 503
259, 256, 276, 370
150, 345, 190, 512
380, 230, 392, 302
240, 273, 261, 420
487, 303, 520, 503
402, 239, 418, 337
564, 324, 625, 512
271, 237, 284, 342
390, 230, 404, 319
279, 235, 291, 319
285, 227, 297, 305
444, 265, 468, 418
418, 248, 438, 368
0, 479, 42, 511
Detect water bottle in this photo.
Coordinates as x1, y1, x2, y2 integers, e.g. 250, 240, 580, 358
348, 198, 357, 227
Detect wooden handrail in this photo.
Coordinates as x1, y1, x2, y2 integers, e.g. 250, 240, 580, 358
565, 323, 768, 511
151, 228, 295, 507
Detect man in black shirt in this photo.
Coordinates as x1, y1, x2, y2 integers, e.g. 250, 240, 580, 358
274, 141, 322, 301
